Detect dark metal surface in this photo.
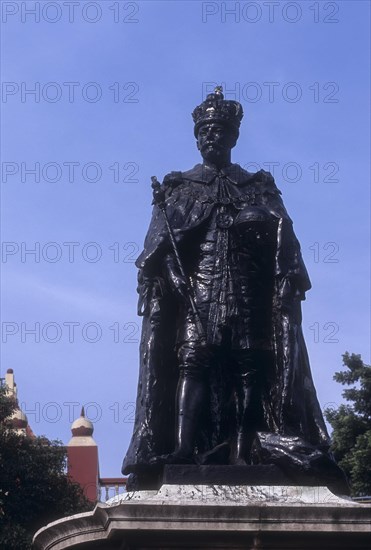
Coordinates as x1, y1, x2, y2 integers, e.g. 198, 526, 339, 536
122, 88, 347, 493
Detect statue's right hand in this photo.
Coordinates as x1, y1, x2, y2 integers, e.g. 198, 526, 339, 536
163, 254, 189, 303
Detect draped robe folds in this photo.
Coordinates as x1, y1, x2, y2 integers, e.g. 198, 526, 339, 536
122, 164, 346, 491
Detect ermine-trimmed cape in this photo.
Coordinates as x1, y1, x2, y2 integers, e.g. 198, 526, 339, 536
122, 164, 331, 476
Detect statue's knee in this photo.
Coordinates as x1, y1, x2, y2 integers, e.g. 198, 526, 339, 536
177, 343, 211, 381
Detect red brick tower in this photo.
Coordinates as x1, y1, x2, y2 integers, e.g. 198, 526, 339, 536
67, 407, 99, 502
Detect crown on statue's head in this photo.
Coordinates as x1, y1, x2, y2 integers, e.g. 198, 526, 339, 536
192, 86, 244, 137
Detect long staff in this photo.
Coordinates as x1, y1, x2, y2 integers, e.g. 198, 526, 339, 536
151, 176, 206, 342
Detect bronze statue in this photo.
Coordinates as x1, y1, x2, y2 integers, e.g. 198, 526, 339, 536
122, 87, 347, 492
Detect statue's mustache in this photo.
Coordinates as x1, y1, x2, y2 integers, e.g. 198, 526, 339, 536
201, 141, 222, 151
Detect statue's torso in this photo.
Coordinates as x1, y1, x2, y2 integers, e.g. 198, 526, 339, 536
177, 174, 278, 349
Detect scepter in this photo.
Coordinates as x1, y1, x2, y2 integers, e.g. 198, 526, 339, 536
151, 176, 206, 342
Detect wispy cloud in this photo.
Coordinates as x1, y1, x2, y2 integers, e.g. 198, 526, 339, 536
2, 270, 136, 319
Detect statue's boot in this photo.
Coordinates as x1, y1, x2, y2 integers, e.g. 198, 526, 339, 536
150, 373, 205, 465
173, 373, 205, 458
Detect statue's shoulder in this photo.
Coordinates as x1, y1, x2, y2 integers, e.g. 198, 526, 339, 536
225, 164, 279, 194
181, 164, 205, 182
162, 165, 205, 197
231, 163, 254, 183
163, 164, 204, 184
161, 171, 183, 200
162, 170, 183, 187
250, 169, 282, 195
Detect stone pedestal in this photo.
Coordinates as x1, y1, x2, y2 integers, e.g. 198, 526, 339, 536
33, 485, 371, 550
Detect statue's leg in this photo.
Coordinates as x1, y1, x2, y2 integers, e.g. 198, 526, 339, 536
232, 350, 271, 465
149, 340, 211, 465
173, 341, 211, 459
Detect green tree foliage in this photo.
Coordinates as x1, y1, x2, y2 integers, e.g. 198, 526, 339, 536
0, 386, 94, 549
325, 353, 371, 496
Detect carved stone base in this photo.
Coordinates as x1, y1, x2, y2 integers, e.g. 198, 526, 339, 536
162, 464, 291, 485
126, 463, 349, 495
33, 485, 371, 549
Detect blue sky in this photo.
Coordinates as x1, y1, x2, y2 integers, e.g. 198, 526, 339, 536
1, 0, 370, 478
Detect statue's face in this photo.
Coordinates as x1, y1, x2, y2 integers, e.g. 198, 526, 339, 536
197, 123, 237, 166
